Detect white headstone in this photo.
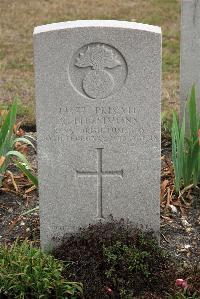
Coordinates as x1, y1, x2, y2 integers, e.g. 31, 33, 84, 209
180, 0, 200, 118
33, 20, 162, 250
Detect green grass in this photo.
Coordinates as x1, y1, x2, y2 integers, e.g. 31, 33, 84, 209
0, 99, 38, 187
0, 240, 83, 298
171, 86, 200, 192
0, 0, 180, 126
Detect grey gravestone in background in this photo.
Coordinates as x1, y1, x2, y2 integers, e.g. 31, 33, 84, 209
180, 0, 200, 119
34, 20, 161, 250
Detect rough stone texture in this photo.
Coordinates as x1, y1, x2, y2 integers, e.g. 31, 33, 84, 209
180, 0, 200, 119
33, 20, 162, 250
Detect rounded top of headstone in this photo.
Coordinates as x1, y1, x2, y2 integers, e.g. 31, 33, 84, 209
33, 20, 161, 35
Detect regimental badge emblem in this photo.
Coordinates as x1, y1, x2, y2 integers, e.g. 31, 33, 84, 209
69, 43, 127, 100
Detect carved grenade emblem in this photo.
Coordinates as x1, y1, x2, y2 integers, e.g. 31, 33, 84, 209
75, 44, 122, 99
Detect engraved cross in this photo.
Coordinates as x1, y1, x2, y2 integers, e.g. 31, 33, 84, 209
76, 148, 123, 219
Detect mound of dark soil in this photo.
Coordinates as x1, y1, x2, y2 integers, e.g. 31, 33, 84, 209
53, 218, 176, 299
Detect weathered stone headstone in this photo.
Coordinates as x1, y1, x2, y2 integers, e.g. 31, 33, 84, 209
180, 0, 200, 119
34, 20, 161, 250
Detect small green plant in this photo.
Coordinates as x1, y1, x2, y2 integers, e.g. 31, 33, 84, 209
0, 99, 38, 187
103, 234, 154, 299
54, 219, 176, 298
0, 240, 83, 299
172, 85, 200, 192
166, 278, 199, 299
167, 291, 199, 299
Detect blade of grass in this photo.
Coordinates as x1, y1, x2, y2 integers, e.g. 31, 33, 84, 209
12, 137, 36, 150
6, 150, 30, 167
15, 160, 38, 187
0, 99, 17, 145
188, 85, 197, 142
